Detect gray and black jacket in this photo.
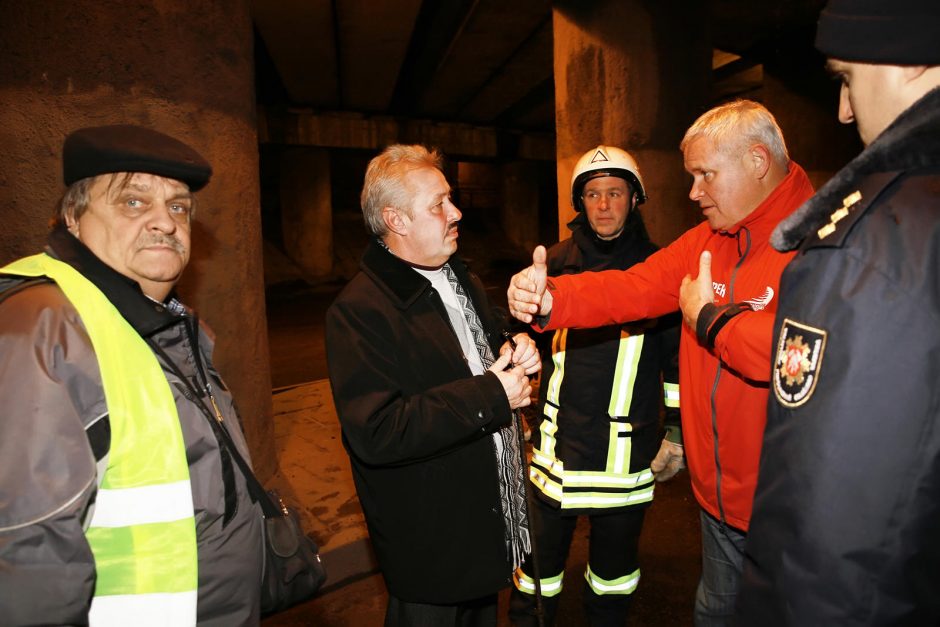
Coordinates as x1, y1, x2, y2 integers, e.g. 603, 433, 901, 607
0, 225, 263, 626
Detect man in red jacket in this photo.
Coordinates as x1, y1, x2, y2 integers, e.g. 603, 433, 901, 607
508, 101, 814, 626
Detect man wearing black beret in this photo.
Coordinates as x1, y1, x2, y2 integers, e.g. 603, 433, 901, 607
0, 125, 264, 625
740, 1, 940, 624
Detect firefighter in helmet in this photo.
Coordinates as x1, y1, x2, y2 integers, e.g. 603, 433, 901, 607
509, 146, 682, 626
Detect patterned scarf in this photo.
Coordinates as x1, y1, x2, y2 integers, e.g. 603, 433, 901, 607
441, 262, 531, 569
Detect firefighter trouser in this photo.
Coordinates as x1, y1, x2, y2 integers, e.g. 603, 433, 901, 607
509, 496, 647, 627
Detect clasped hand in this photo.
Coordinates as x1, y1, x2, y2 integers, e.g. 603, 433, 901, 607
489, 333, 539, 409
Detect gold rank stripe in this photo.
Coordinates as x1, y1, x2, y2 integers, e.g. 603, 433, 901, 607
817, 190, 862, 239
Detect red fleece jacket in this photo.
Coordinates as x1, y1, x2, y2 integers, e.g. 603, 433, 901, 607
544, 162, 814, 530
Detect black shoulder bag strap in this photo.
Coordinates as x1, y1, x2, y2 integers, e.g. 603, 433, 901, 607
146, 333, 283, 520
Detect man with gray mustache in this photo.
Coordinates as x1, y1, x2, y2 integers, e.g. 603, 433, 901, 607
0, 125, 263, 625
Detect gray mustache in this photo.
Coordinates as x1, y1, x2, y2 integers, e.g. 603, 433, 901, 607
138, 235, 185, 253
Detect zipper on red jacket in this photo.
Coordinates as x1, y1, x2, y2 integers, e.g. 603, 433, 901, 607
710, 226, 751, 527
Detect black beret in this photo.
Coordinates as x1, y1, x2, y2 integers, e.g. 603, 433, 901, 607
816, 0, 940, 65
63, 124, 213, 191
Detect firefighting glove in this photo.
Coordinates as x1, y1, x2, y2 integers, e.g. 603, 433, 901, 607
651, 439, 685, 482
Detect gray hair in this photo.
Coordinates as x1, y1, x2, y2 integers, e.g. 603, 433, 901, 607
52, 177, 95, 226
680, 100, 789, 168
360, 144, 443, 237
52, 172, 198, 227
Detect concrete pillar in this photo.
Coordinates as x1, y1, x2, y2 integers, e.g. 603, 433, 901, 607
280, 148, 333, 278
0, 0, 276, 477
553, 0, 710, 246
501, 161, 542, 254
761, 72, 862, 190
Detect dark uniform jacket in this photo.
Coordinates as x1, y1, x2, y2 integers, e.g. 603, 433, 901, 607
532, 213, 680, 514
325, 238, 514, 604
740, 87, 940, 625
0, 225, 263, 626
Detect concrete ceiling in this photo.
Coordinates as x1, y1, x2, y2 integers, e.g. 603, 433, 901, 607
252, 0, 826, 135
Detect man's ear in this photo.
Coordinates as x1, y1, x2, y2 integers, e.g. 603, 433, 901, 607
900, 65, 928, 83
382, 207, 407, 236
749, 144, 771, 180
64, 209, 80, 237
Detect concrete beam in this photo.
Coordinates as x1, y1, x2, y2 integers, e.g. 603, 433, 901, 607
338, 0, 423, 111
251, 0, 339, 107
259, 107, 555, 161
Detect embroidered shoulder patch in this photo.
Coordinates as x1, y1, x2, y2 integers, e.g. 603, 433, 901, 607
773, 318, 827, 408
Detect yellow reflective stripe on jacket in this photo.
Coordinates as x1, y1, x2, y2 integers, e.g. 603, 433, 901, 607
1, 254, 198, 624
529, 462, 654, 510
558, 486, 654, 509
608, 332, 643, 416
533, 326, 655, 508
530, 465, 564, 502
514, 567, 565, 597
531, 448, 563, 476
664, 382, 680, 408
562, 467, 653, 488
541, 328, 568, 426
606, 421, 632, 474
584, 564, 640, 595
536, 409, 559, 459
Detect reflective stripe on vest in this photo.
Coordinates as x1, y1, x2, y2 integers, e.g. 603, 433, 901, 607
513, 567, 565, 597
88, 590, 197, 626
584, 563, 640, 596
664, 382, 680, 408
1, 254, 198, 626
532, 327, 654, 509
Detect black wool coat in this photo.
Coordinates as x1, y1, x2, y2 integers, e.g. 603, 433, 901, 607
325, 238, 514, 604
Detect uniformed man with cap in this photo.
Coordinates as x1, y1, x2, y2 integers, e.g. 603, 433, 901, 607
508, 146, 681, 627
0, 125, 263, 626
740, 1, 940, 623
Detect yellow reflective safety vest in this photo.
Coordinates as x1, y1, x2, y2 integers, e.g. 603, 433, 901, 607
1, 254, 198, 626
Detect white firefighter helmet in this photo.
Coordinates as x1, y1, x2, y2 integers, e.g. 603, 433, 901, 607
570, 145, 647, 211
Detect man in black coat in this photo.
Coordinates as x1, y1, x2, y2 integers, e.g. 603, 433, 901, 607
326, 144, 540, 626
739, 1, 940, 624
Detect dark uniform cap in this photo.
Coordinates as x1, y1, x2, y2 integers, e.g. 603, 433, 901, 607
63, 124, 213, 191
816, 0, 940, 65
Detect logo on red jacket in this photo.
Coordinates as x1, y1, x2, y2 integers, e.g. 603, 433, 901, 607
744, 286, 774, 311
773, 318, 827, 408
